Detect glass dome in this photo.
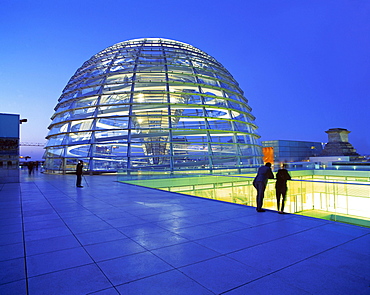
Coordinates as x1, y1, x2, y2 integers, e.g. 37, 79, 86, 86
44, 38, 262, 173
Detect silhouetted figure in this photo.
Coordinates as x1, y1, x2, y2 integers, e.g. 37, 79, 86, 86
76, 160, 84, 187
275, 164, 291, 214
253, 162, 274, 212
27, 162, 34, 175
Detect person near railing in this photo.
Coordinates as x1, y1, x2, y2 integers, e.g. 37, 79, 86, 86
253, 162, 274, 212
275, 164, 291, 214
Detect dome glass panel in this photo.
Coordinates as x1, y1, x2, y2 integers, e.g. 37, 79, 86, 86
44, 38, 262, 173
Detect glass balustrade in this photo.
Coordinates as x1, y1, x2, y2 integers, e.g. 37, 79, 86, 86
118, 170, 370, 227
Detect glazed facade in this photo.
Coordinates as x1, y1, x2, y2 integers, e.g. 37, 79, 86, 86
262, 140, 323, 164
44, 38, 262, 173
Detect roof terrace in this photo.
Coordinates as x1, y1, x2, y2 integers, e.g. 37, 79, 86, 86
1, 170, 369, 294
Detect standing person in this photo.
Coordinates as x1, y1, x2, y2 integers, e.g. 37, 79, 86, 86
275, 164, 291, 214
253, 162, 274, 212
76, 160, 84, 188
27, 161, 34, 175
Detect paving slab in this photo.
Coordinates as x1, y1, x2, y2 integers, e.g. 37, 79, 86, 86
0, 170, 369, 294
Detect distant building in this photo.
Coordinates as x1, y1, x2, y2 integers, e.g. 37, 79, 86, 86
0, 113, 20, 183
320, 128, 360, 159
262, 140, 323, 165
309, 128, 366, 168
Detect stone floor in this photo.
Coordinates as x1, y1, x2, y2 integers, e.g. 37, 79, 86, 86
0, 170, 369, 294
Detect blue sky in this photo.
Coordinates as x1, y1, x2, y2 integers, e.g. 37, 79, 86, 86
1, 0, 369, 160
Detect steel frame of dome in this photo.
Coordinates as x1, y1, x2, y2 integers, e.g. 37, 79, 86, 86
44, 38, 262, 173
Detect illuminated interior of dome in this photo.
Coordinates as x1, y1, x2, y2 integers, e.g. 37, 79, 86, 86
44, 38, 262, 173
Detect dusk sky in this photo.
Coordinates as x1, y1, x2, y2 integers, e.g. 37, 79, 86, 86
1, 0, 369, 161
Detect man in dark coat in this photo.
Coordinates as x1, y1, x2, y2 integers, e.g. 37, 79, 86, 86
275, 164, 291, 213
253, 162, 274, 212
76, 160, 84, 187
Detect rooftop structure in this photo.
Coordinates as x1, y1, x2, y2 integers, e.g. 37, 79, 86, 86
321, 128, 360, 158
44, 38, 262, 173
0, 113, 20, 183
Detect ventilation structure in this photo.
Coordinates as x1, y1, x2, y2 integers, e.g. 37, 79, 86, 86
44, 38, 262, 173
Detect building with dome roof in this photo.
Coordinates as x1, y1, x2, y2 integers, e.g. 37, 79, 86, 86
43, 38, 262, 173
